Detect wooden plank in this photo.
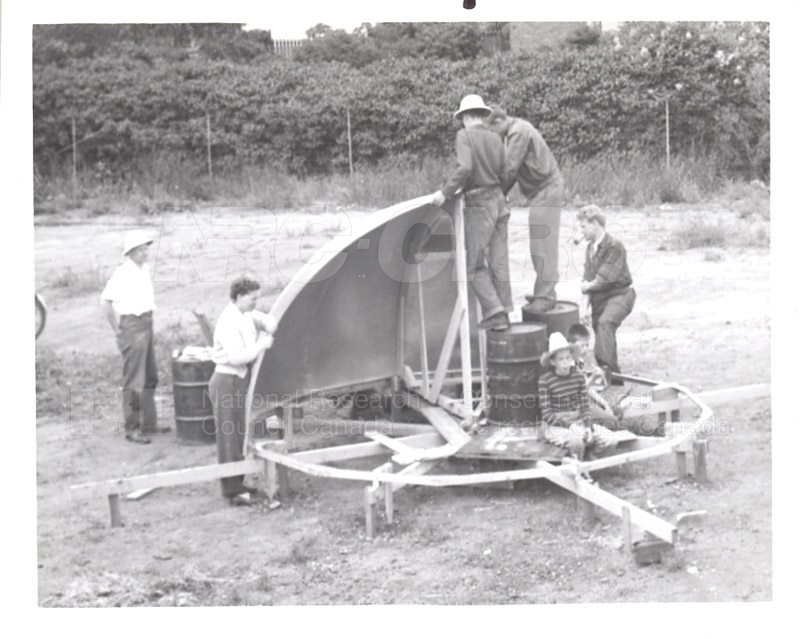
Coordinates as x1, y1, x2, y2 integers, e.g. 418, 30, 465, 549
363, 431, 419, 455
418, 403, 471, 447
676, 450, 688, 480
392, 442, 461, 466
429, 299, 465, 401
436, 394, 473, 421
393, 282, 407, 422
283, 403, 294, 448
290, 418, 434, 438
265, 457, 277, 502
262, 441, 291, 503
126, 487, 159, 501
453, 196, 473, 411
693, 439, 709, 483
416, 263, 431, 397
71, 459, 264, 499
697, 383, 770, 405
476, 298, 488, 404
286, 432, 445, 465
621, 506, 633, 552
396, 283, 407, 377
403, 365, 420, 390
580, 498, 596, 528
257, 445, 567, 487
576, 435, 686, 473
364, 486, 377, 540
389, 460, 442, 493
621, 383, 770, 418
108, 494, 123, 528
615, 436, 667, 452
611, 373, 661, 386
364, 461, 393, 537
539, 462, 677, 544
384, 478, 394, 523
455, 431, 566, 462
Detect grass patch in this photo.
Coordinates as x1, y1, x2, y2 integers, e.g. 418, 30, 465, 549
285, 534, 321, 565
35, 323, 201, 420
670, 216, 728, 249
49, 264, 106, 297
562, 153, 721, 208
36, 151, 769, 220
669, 213, 770, 250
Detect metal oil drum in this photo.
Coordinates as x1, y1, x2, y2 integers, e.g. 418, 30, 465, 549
521, 300, 580, 338
486, 322, 548, 427
171, 355, 217, 444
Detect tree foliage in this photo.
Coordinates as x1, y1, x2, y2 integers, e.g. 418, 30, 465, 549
293, 22, 495, 67
32, 22, 770, 181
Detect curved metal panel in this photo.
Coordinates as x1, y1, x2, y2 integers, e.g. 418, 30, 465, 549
251, 196, 479, 405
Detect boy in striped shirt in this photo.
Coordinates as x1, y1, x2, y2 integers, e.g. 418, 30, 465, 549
538, 332, 617, 460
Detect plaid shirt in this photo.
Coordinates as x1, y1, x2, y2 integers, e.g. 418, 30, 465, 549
584, 232, 633, 306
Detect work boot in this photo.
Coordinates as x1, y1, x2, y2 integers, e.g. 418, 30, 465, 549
477, 312, 510, 331
523, 298, 556, 314
125, 432, 151, 444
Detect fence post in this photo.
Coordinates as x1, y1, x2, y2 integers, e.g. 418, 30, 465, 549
347, 109, 353, 177
665, 98, 670, 171
206, 112, 213, 182
71, 116, 78, 197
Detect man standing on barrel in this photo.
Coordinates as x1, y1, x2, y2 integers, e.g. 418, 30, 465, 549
578, 209, 636, 382
432, 94, 512, 331
486, 105, 565, 314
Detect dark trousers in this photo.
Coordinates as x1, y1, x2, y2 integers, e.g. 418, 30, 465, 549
209, 370, 250, 497
116, 313, 159, 435
591, 288, 636, 374
464, 187, 513, 317
528, 175, 566, 302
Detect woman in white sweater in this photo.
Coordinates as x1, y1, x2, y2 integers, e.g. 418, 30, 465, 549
209, 276, 277, 506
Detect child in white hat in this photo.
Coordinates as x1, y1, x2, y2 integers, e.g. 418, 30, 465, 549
537, 332, 617, 460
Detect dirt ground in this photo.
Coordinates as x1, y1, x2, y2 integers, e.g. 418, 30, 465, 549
34, 203, 771, 606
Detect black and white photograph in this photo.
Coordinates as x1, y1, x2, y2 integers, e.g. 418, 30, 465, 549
5, 0, 796, 627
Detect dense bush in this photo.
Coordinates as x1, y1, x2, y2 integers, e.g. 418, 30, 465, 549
33, 22, 769, 182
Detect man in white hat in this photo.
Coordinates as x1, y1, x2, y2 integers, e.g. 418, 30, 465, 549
100, 230, 160, 444
486, 105, 565, 314
431, 94, 512, 331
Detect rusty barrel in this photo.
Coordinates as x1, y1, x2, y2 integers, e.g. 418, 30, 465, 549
521, 300, 580, 338
171, 355, 217, 445
486, 322, 548, 427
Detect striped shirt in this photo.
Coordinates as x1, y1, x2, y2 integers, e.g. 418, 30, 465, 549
538, 367, 591, 426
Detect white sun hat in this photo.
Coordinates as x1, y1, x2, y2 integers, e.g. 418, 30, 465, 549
122, 230, 153, 257
453, 94, 492, 120
540, 332, 578, 368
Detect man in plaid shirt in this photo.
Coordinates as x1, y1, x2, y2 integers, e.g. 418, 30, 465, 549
579, 209, 636, 380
